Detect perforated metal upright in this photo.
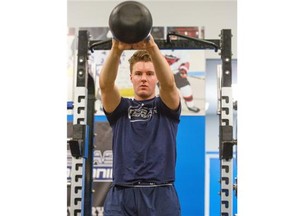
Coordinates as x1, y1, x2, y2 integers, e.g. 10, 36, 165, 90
69, 30, 95, 216
88, 29, 237, 215
218, 29, 236, 216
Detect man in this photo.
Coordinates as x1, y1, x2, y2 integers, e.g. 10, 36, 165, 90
99, 35, 181, 216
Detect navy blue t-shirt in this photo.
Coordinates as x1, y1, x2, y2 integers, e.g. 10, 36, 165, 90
104, 97, 181, 184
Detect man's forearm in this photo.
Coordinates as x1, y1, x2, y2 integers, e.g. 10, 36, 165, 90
147, 46, 175, 89
99, 48, 122, 90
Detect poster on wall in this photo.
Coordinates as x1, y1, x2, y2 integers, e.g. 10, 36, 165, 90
91, 49, 205, 115
67, 26, 206, 116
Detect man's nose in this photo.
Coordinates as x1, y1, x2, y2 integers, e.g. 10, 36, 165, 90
140, 73, 148, 80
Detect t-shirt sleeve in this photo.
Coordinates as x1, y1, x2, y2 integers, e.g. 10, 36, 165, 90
157, 97, 181, 122
103, 97, 129, 126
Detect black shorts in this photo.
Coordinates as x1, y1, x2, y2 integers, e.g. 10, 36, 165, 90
174, 73, 190, 89
104, 184, 181, 216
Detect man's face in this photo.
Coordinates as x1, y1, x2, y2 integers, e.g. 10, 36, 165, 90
130, 61, 158, 100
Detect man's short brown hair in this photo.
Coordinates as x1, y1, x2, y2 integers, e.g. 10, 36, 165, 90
128, 50, 152, 73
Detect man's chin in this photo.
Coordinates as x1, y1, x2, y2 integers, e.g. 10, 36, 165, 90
136, 92, 153, 100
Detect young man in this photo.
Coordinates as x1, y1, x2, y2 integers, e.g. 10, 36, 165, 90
99, 35, 181, 216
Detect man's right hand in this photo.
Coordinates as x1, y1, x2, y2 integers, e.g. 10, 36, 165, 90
111, 39, 134, 53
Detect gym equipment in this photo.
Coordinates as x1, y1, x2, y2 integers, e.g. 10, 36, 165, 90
68, 31, 96, 216
108, 1, 153, 44
69, 28, 237, 216
69, 3, 237, 215
217, 29, 237, 216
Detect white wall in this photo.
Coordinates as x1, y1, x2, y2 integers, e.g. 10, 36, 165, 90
67, 0, 237, 59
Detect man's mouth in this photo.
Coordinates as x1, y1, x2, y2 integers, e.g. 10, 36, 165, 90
139, 85, 148, 88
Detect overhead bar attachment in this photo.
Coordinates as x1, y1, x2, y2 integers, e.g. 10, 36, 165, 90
89, 32, 220, 51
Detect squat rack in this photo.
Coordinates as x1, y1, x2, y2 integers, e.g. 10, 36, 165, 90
68, 29, 237, 216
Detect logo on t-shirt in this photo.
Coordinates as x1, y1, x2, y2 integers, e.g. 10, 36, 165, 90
128, 104, 157, 122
